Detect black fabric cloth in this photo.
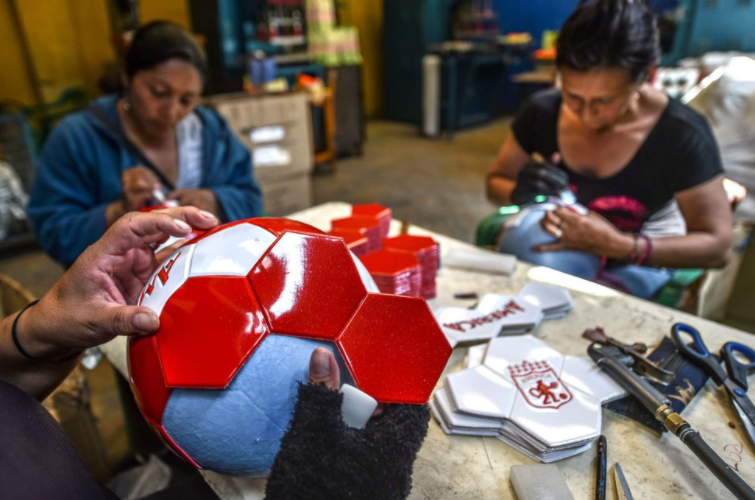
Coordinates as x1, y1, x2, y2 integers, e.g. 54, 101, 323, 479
511, 89, 723, 233
0, 378, 119, 500
265, 383, 430, 500
0, 378, 220, 500
511, 158, 570, 205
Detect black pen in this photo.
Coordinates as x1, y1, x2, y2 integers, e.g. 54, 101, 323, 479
595, 435, 607, 500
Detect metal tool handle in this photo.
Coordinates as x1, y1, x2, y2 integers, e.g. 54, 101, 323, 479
589, 340, 755, 499
678, 425, 755, 500
589, 342, 669, 414
724, 342, 755, 391
595, 435, 607, 500
672, 323, 728, 385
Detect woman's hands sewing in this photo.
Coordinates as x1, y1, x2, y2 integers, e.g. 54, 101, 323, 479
169, 188, 220, 218
122, 166, 163, 211
0, 207, 219, 400
537, 206, 634, 259
107, 166, 165, 226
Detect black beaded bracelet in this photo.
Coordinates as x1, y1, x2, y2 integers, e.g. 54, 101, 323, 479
11, 299, 39, 360
12, 300, 81, 363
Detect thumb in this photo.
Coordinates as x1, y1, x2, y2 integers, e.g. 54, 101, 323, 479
99, 305, 159, 338
308, 347, 340, 389
550, 152, 562, 165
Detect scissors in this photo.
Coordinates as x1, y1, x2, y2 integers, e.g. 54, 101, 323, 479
672, 323, 755, 450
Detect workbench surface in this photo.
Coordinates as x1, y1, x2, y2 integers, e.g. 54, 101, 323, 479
101, 202, 755, 499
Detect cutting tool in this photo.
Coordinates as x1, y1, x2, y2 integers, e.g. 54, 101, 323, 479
613, 463, 634, 500
582, 328, 675, 385
589, 340, 755, 500
671, 323, 755, 451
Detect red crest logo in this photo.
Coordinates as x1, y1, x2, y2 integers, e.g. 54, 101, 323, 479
509, 360, 572, 410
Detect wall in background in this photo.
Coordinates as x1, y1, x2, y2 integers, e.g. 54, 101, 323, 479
670, 0, 755, 61
492, 0, 578, 47
338, 0, 383, 118
0, 0, 190, 107
141, 0, 191, 29
13, 0, 115, 103
0, 0, 37, 105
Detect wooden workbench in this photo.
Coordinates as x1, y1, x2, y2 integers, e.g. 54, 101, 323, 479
100, 202, 755, 499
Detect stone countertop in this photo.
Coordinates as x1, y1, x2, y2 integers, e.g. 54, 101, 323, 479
101, 202, 755, 499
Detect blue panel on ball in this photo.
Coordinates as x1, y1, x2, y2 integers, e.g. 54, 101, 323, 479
498, 205, 601, 281
162, 335, 353, 477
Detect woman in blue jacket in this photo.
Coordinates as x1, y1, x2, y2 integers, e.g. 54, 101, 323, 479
28, 21, 263, 266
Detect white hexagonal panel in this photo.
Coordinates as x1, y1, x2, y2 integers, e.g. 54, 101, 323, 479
434, 335, 625, 462
432, 385, 501, 435
435, 307, 503, 346
560, 356, 626, 403
517, 282, 573, 315
189, 223, 276, 277
476, 294, 544, 332
483, 335, 564, 381
446, 365, 516, 419
508, 384, 601, 448
138, 244, 195, 316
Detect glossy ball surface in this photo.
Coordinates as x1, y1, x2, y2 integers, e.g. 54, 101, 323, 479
128, 218, 451, 476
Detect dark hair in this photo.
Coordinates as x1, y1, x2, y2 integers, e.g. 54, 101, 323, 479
556, 0, 660, 83
124, 21, 207, 80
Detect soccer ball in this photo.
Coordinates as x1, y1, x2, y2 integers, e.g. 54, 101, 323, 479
497, 201, 601, 280
128, 217, 452, 477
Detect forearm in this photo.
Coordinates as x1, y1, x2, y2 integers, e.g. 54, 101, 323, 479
486, 174, 516, 206
645, 232, 732, 269
594, 230, 730, 268
0, 306, 80, 401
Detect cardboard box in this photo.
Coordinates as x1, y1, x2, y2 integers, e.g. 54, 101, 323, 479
205, 92, 314, 181
260, 172, 313, 216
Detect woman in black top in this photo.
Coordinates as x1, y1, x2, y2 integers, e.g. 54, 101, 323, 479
486, 0, 732, 297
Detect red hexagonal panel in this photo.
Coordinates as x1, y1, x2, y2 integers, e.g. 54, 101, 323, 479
328, 229, 370, 257
351, 203, 391, 238
156, 276, 269, 388
249, 231, 368, 340
250, 218, 324, 236
129, 335, 172, 425
383, 234, 438, 253
128, 325, 208, 469
337, 294, 452, 404
331, 217, 382, 253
